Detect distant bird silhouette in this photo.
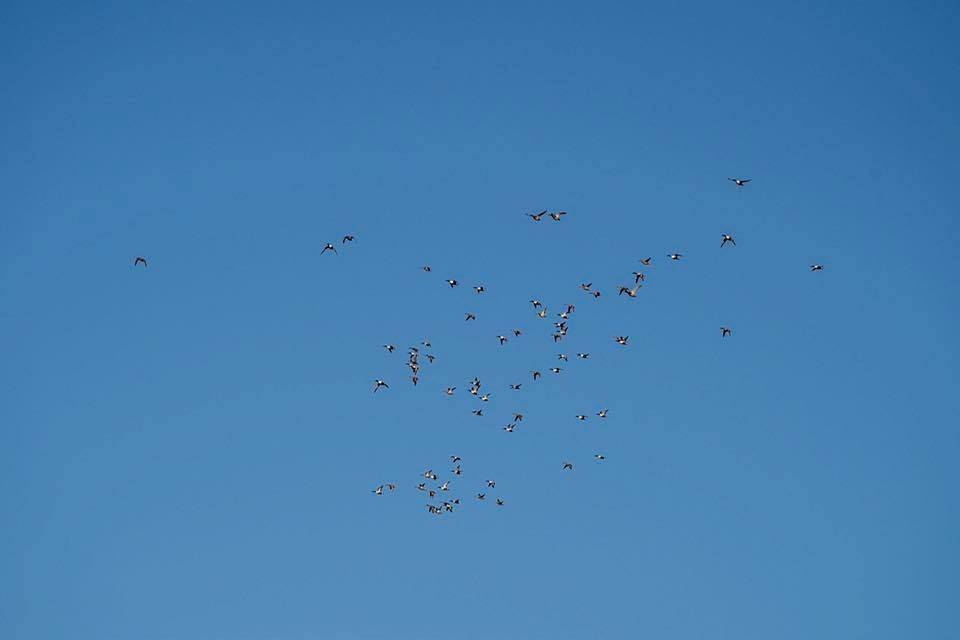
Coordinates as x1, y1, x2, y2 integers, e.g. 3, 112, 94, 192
549, 211, 567, 221
446, 279, 458, 287
597, 409, 608, 418
373, 379, 389, 392
527, 210, 547, 221
422, 265, 432, 272
594, 454, 606, 461
728, 177, 751, 187
496, 498, 504, 506
497, 335, 508, 345
721, 327, 732, 337
668, 253, 682, 261
639, 257, 652, 266
562, 462, 573, 470
384, 344, 395, 353
614, 336, 629, 346
342, 235, 355, 243
321, 243, 338, 255
810, 264, 824, 272
465, 312, 476, 321
134, 256, 147, 268
474, 285, 486, 294
721, 234, 736, 247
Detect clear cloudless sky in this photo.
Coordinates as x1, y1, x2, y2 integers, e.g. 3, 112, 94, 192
2, 1, 958, 639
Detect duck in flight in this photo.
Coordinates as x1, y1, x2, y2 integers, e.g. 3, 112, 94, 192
668, 253, 682, 261
549, 211, 567, 221
728, 177, 751, 187
721, 234, 736, 247
342, 235, 355, 243
373, 379, 389, 392
721, 327, 732, 337
134, 256, 147, 268
614, 336, 629, 345
527, 210, 547, 221
321, 243, 338, 255
562, 462, 574, 470
446, 279, 458, 287
465, 312, 476, 321
810, 264, 824, 272
639, 257, 652, 266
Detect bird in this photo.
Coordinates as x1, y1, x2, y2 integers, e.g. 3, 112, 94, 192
639, 257, 652, 266
497, 335, 508, 345
531, 370, 541, 380
465, 312, 476, 321
513, 413, 524, 422
530, 299, 543, 309
422, 340, 432, 348
537, 308, 548, 319
446, 387, 456, 396
810, 264, 824, 272
422, 265, 432, 272
411, 375, 419, 386
472, 409, 483, 416
594, 454, 606, 461
423, 469, 437, 479
387, 483, 396, 491
425, 354, 435, 364
558, 354, 568, 361
580, 282, 593, 292
479, 393, 491, 402
474, 285, 486, 294
721, 234, 736, 247
721, 327, 732, 337
439, 481, 449, 491
373, 485, 384, 495
503, 424, 515, 432
619, 284, 641, 297
133, 256, 147, 268
728, 177, 751, 187
373, 379, 389, 392
446, 279, 458, 287
632, 272, 645, 284
477, 493, 486, 500
577, 353, 590, 359
527, 210, 547, 221
562, 462, 573, 470
668, 253, 682, 260
452, 466, 463, 476
575, 414, 587, 421
592, 290, 602, 298
383, 344, 396, 353
549, 211, 567, 221
342, 235, 355, 243
321, 243, 338, 255
597, 409, 608, 418
450, 455, 462, 463
512, 329, 522, 337
509, 383, 522, 390
549, 367, 562, 374
614, 336, 629, 345
487, 480, 496, 488
496, 498, 504, 506
417, 483, 427, 491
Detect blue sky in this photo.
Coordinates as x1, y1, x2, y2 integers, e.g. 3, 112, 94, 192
2, 1, 958, 638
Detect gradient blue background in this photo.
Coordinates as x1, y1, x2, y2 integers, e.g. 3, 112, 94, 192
2, 2, 958, 638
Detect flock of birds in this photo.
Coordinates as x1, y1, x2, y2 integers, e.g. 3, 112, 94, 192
133, 178, 826, 518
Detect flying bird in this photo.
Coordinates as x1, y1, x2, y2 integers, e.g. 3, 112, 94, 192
527, 210, 547, 221
474, 285, 486, 294
472, 409, 483, 416
373, 379, 389, 392
728, 177, 751, 187
577, 353, 590, 359
549, 211, 567, 221
639, 257, 652, 266
721, 234, 736, 247
422, 265, 432, 272
446, 387, 456, 396
597, 409, 608, 418
512, 329, 522, 337
632, 272, 645, 284
496, 498, 504, 506
510, 383, 522, 390
133, 256, 147, 268
575, 414, 587, 421
465, 312, 476, 321
594, 454, 606, 461
530, 299, 542, 309
342, 235, 355, 243
810, 264, 824, 272
503, 423, 515, 432
383, 344, 396, 353
373, 485, 384, 495
562, 462, 574, 470
721, 327, 732, 337
668, 253, 682, 261
497, 335, 508, 345
487, 480, 496, 488
531, 370, 541, 380
549, 367, 562, 374
614, 336, 629, 345
580, 283, 593, 292
321, 243, 338, 255
446, 279, 459, 287
477, 493, 486, 500
558, 354, 568, 361
537, 308, 548, 319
